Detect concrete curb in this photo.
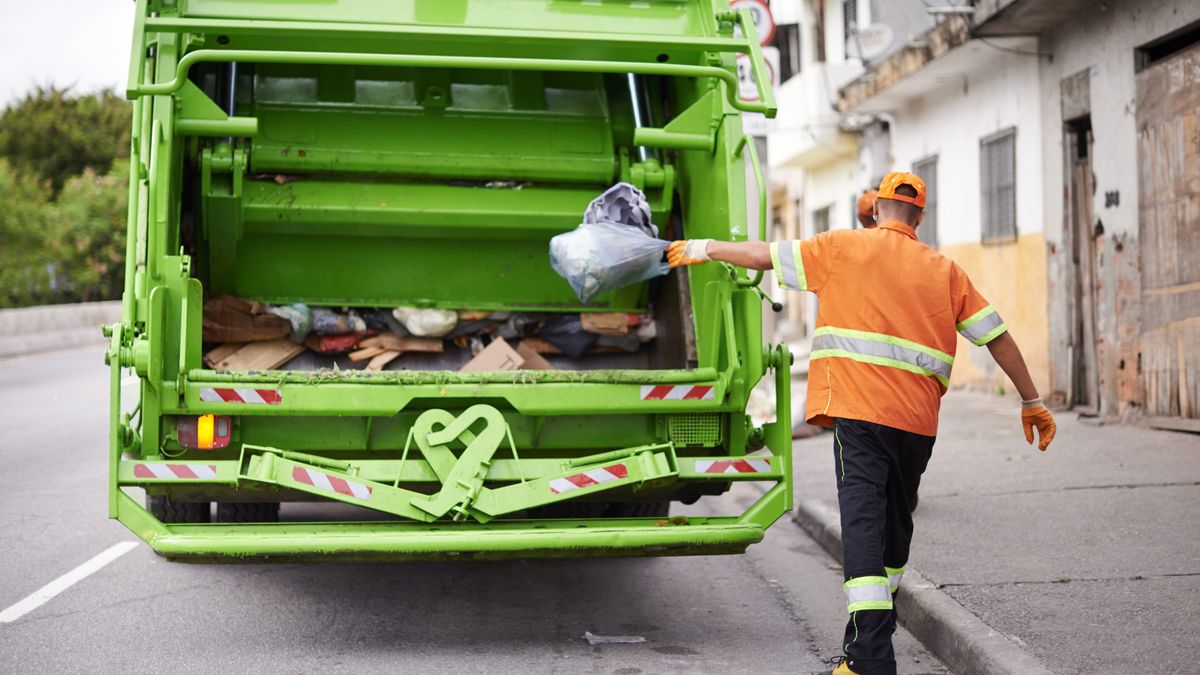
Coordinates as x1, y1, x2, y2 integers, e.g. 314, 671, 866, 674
0, 301, 119, 360
792, 497, 1054, 675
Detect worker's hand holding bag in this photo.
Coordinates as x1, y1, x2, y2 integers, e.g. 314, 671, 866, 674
1021, 401, 1057, 451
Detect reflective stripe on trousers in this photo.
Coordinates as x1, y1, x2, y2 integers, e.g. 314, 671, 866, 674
844, 576, 893, 613
885, 565, 905, 593
811, 326, 954, 386
957, 304, 1007, 345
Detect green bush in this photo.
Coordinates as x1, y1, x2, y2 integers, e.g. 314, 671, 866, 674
0, 89, 131, 308
0, 160, 56, 308
0, 87, 130, 196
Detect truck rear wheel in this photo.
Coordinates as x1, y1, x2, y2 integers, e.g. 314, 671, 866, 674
147, 495, 211, 523
215, 502, 280, 523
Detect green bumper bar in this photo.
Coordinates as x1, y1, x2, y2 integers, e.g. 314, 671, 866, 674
114, 491, 771, 562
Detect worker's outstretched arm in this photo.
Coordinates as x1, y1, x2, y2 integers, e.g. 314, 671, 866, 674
667, 239, 772, 270
986, 331, 1057, 451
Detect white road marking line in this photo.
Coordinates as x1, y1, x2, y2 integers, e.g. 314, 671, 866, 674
0, 541, 138, 624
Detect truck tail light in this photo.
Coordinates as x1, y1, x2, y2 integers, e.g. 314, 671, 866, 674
177, 414, 232, 449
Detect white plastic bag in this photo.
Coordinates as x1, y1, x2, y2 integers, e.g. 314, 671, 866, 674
392, 307, 458, 337
549, 220, 669, 304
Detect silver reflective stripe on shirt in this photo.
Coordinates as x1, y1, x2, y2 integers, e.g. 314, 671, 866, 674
811, 331, 953, 384
957, 305, 1007, 345
770, 241, 805, 291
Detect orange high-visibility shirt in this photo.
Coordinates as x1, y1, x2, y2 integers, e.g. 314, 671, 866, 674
771, 220, 1007, 436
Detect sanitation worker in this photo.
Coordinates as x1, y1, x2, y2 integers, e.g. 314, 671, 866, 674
856, 189, 878, 229
667, 171, 1056, 675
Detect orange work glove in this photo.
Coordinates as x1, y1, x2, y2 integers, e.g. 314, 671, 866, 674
667, 239, 713, 268
1021, 399, 1056, 451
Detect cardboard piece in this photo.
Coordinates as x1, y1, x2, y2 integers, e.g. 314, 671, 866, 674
360, 334, 444, 353
515, 341, 554, 370
580, 312, 630, 336
202, 295, 291, 343
207, 338, 304, 371
460, 339, 524, 372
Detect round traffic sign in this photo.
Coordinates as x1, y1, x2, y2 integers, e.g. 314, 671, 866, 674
731, 0, 776, 46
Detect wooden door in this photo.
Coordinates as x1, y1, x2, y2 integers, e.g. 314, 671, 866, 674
1071, 153, 1099, 411
1136, 41, 1200, 423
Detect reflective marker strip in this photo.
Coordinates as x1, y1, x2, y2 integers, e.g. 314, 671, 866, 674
844, 576, 893, 613
885, 565, 905, 593
770, 240, 807, 291
640, 385, 714, 400
199, 387, 282, 404
549, 464, 628, 494
695, 459, 771, 474
957, 305, 1007, 345
132, 463, 218, 480
812, 329, 953, 385
292, 466, 372, 501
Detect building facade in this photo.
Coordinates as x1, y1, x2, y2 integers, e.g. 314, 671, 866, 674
830, 0, 1200, 425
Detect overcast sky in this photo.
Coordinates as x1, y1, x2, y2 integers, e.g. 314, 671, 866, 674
0, 0, 135, 106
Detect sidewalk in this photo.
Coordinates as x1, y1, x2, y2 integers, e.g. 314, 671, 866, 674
790, 390, 1200, 674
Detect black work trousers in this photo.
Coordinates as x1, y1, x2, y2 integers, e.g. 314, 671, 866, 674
833, 418, 934, 675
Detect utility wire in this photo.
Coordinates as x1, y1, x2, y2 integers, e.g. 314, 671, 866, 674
978, 37, 1054, 60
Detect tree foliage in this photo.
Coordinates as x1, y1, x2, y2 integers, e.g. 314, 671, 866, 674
0, 86, 131, 195
0, 86, 132, 308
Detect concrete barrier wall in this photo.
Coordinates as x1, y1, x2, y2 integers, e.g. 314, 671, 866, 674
0, 301, 121, 360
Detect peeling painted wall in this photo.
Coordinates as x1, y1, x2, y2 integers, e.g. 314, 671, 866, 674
1038, 0, 1200, 417
882, 45, 1050, 392
942, 234, 1051, 395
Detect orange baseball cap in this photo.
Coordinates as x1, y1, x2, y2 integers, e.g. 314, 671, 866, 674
878, 171, 926, 209
856, 189, 878, 226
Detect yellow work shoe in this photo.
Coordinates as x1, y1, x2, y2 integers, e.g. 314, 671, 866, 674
816, 656, 859, 675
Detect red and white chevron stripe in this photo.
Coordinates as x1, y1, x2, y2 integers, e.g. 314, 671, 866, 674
695, 458, 771, 474
291, 466, 372, 501
548, 463, 629, 494
199, 387, 282, 405
639, 385, 715, 400
133, 463, 218, 479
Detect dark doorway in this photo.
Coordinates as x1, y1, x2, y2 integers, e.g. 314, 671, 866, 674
1066, 116, 1099, 412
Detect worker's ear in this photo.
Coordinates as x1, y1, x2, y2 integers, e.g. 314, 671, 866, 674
915, 209, 926, 228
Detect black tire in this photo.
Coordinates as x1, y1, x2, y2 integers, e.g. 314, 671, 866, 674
215, 502, 280, 523
605, 501, 670, 518
147, 494, 210, 523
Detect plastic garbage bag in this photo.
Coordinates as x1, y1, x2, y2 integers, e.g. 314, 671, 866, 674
538, 314, 599, 358
393, 306, 458, 337
549, 220, 669, 303
311, 308, 367, 335
265, 302, 313, 343
583, 182, 657, 237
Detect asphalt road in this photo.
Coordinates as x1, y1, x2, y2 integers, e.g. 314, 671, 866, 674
0, 346, 947, 674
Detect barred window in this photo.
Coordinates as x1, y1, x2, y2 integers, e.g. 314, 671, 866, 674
812, 205, 830, 235
843, 0, 858, 44
913, 156, 938, 248
980, 129, 1017, 242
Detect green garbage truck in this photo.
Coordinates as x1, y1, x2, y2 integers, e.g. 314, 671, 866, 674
106, 0, 792, 561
